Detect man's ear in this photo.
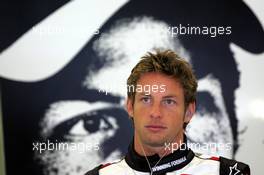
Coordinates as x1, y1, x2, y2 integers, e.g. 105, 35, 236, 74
184, 101, 196, 123
126, 98, 134, 118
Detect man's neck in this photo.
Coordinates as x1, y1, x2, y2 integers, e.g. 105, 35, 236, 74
134, 133, 184, 157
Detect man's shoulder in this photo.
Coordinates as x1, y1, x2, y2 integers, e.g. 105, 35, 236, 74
194, 153, 250, 175
84, 164, 102, 175
218, 156, 250, 175
84, 159, 125, 175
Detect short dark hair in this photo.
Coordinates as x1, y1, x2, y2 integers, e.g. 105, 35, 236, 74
127, 49, 198, 108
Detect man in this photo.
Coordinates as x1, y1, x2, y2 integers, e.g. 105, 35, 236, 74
85, 50, 250, 175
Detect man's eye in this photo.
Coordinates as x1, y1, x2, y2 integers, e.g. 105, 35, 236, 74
83, 115, 101, 133
47, 114, 102, 141
47, 108, 128, 142
163, 99, 176, 105
141, 97, 151, 104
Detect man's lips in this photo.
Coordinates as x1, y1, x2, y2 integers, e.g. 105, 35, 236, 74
145, 125, 167, 132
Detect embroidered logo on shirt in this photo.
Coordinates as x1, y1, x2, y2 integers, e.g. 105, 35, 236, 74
151, 156, 187, 172
229, 163, 240, 175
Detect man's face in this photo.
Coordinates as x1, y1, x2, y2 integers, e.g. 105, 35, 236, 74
36, 101, 125, 175
127, 72, 194, 147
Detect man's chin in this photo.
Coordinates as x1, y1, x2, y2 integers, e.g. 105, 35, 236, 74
142, 137, 166, 148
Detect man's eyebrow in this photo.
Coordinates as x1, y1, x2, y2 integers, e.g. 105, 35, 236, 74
137, 92, 151, 96
162, 95, 178, 99
137, 93, 179, 99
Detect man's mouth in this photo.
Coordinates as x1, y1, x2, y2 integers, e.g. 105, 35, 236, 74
145, 125, 167, 132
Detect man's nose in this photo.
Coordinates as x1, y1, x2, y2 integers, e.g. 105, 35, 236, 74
150, 102, 162, 119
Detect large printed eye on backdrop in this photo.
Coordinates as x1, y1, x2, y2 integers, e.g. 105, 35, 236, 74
0, 0, 264, 175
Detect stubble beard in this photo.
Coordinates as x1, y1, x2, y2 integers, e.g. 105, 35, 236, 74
139, 130, 169, 148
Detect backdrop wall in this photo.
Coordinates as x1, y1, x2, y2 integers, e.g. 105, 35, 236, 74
0, 0, 263, 175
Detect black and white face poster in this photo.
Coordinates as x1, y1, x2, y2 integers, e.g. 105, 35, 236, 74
0, 0, 263, 175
